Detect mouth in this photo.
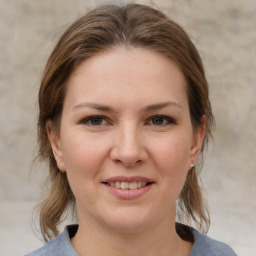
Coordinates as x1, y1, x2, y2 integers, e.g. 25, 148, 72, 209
102, 176, 154, 199
102, 176, 155, 190
104, 181, 153, 190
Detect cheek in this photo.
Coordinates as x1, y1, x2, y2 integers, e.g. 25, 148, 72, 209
60, 132, 109, 179
149, 134, 191, 197
151, 134, 191, 172
60, 134, 110, 204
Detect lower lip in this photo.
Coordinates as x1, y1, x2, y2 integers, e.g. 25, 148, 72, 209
103, 183, 153, 199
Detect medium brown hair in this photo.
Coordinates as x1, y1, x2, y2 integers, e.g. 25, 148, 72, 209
36, 3, 214, 241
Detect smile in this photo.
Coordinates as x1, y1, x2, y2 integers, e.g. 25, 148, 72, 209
102, 176, 154, 198
108, 181, 148, 190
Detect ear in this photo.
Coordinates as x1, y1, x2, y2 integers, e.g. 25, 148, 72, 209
46, 120, 66, 172
189, 115, 206, 167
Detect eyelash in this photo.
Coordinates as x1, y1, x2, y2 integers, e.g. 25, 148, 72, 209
79, 115, 177, 127
146, 115, 177, 126
80, 115, 109, 126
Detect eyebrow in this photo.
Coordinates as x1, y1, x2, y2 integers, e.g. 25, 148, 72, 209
73, 102, 115, 112
73, 101, 182, 112
141, 101, 182, 112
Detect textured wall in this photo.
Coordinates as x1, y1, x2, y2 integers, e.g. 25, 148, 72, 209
0, 0, 255, 255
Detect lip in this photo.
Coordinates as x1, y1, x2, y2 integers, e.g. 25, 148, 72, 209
102, 176, 155, 199
102, 176, 154, 183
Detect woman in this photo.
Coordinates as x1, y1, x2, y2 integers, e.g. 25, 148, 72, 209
26, 3, 236, 256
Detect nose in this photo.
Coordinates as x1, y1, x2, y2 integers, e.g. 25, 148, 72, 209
110, 122, 148, 167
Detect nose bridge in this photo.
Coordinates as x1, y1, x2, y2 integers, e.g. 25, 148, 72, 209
121, 121, 140, 151
111, 119, 146, 166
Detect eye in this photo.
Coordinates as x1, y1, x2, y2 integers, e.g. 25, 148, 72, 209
147, 115, 176, 126
80, 116, 108, 126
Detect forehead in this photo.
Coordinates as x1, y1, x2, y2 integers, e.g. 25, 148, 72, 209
65, 47, 188, 110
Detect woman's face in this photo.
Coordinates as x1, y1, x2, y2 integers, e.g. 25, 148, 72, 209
48, 47, 204, 233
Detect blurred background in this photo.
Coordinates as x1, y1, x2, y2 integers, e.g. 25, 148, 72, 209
0, 0, 255, 255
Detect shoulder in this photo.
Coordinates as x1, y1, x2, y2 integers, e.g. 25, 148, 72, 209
25, 225, 79, 256
190, 228, 237, 256
25, 245, 46, 256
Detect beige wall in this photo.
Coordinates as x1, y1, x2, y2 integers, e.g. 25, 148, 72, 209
0, 0, 255, 255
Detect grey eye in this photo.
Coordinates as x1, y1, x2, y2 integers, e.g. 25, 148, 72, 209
81, 116, 108, 126
152, 116, 165, 125
148, 115, 176, 126
89, 117, 104, 125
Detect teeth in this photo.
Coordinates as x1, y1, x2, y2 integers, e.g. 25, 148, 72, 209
121, 182, 129, 189
108, 181, 149, 190
142, 181, 147, 187
115, 181, 121, 189
129, 182, 137, 190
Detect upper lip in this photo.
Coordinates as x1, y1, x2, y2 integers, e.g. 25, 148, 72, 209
102, 176, 155, 183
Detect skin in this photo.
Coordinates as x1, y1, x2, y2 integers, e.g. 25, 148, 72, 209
47, 47, 205, 256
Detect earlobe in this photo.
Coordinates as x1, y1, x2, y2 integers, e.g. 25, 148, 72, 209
46, 120, 66, 172
189, 115, 206, 166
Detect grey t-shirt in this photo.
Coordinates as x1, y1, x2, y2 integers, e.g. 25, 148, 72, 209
25, 225, 237, 256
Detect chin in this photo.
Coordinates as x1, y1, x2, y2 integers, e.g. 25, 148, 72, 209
101, 208, 155, 234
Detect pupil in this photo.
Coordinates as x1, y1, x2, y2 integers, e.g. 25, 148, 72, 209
91, 117, 102, 125
153, 117, 163, 125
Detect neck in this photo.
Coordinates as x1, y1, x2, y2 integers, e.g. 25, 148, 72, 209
71, 216, 191, 256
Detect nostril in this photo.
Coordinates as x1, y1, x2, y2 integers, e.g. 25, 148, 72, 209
112, 159, 142, 167
109, 138, 148, 167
